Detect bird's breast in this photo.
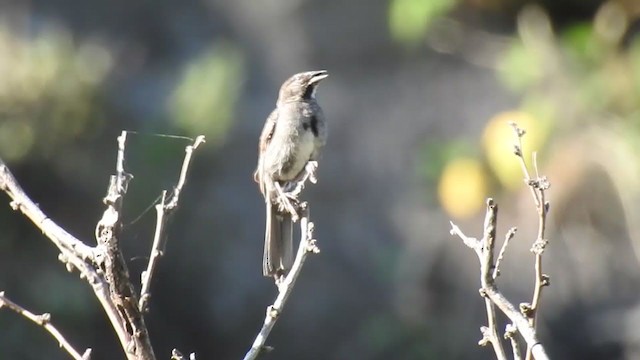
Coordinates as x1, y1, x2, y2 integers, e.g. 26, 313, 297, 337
263, 110, 316, 182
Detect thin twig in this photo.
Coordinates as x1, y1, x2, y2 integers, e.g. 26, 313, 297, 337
448, 222, 481, 257
449, 122, 551, 360
509, 125, 551, 360
243, 204, 320, 360
509, 122, 540, 208
0, 292, 91, 360
139, 191, 167, 311
505, 324, 522, 360
139, 135, 205, 311
529, 154, 549, 327
0, 131, 201, 360
0, 158, 129, 350
0, 162, 94, 264
493, 227, 517, 279
450, 217, 549, 360
167, 135, 205, 209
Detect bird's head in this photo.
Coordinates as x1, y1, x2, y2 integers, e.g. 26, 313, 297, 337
277, 70, 328, 105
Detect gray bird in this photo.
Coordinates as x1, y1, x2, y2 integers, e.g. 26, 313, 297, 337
254, 70, 328, 278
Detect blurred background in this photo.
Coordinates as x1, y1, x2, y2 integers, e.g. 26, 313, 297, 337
0, 0, 639, 359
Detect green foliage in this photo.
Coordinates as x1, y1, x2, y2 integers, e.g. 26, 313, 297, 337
497, 39, 544, 92
0, 23, 112, 161
492, 3, 640, 197
562, 23, 605, 67
498, 4, 639, 126
388, 0, 457, 47
169, 42, 244, 146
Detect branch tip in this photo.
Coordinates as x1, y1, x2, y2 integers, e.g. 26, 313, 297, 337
193, 135, 206, 148
82, 349, 92, 360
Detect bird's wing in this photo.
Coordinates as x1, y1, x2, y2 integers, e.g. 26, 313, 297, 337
259, 108, 278, 155
254, 108, 279, 195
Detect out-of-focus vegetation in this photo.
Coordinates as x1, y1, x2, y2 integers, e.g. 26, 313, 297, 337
410, 0, 640, 218
0, 22, 112, 162
389, 0, 457, 46
482, 110, 549, 189
169, 42, 244, 146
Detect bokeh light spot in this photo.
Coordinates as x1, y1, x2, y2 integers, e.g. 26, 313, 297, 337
483, 111, 546, 189
438, 157, 487, 218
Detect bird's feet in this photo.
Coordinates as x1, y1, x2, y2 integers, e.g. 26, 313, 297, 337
285, 161, 319, 197
276, 161, 318, 221
275, 182, 300, 221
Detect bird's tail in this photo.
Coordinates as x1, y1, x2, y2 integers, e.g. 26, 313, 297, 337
263, 201, 293, 277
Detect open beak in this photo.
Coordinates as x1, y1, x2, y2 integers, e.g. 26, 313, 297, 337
309, 70, 329, 83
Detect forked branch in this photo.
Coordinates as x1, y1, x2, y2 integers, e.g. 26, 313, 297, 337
449, 122, 551, 360
0, 130, 204, 360
0, 292, 91, 360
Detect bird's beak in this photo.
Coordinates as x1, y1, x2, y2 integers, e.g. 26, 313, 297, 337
309, 70, 329, 83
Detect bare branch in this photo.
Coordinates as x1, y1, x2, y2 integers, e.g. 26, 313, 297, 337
450, 122, 552, 360
483, 288, 547, 360
166, 135, 206, 209
139, 190, 167, 312
1, 131, 202, 360
493, 227, 517, 279
505, 324, 522, 360
450, 201, 549, 359
478, 199, 508, 360
449, 221, 481, 257
0, 292, 91, 360
509, 122, 540, 208
243, 204, 320, 360
95, 131, 155, 360
0, 158, 128, 353
0, 161, 94, 266
139, 135, 205, 312
508, 126, 551, 360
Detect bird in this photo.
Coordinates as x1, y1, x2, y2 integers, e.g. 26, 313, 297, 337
254, 70, 329, 278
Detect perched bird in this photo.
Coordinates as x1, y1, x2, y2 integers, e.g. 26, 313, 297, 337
254, 70, 329, 278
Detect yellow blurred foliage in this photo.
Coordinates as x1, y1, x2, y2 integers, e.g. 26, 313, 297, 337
438, 157, 487, 218
483, 111, 547, 189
